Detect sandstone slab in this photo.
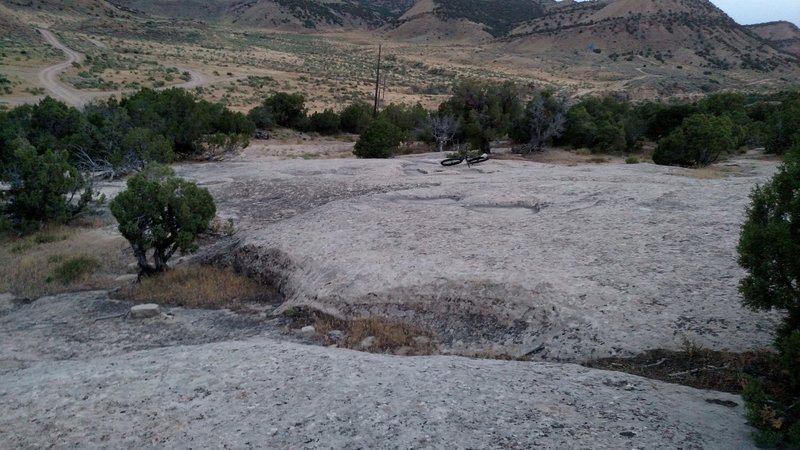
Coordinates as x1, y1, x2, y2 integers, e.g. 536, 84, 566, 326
0, 337, 756, 449
181, 155, 781, 360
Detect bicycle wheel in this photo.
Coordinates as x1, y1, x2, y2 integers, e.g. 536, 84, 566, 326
467, 155, 489, 165
440, 158, 464, 166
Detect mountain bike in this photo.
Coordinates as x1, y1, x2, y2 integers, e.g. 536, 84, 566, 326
440, 146, 489, 167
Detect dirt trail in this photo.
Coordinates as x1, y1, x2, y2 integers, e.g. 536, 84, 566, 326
37, 29, 86, 108
30, 29, 213, 108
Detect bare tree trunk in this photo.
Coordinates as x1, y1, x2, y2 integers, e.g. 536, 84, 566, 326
132, 244, 158, 278
429, 114, 458, 152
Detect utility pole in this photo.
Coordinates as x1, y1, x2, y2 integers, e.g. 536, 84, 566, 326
373, 43, 382, 117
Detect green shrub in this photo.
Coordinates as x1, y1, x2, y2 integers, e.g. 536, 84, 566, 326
308, 108, 341, 135
248, 92, 307, 130
120, 88, 250, 157
765, 92, 800, 155
439, 79, 522, 152
738, 143, 800, 447
339, 101, 374, 134
3, 139, 93, 231
378, 103, 427, 139
562, 95, 646, 153
625, 156, 640, 164
48, 255, 100, 284
738, 144, 800, 330
653, 113, 735, 167
120, 127, 174, 165
353, 119, 403, 159
110, 164, 216, 276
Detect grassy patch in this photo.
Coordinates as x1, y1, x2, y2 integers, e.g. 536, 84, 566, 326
675, 165, 740, 180
48, 256, 101, 284
0, 224, 129, 298
288, 309, 437, 355
114, 264, 278, 310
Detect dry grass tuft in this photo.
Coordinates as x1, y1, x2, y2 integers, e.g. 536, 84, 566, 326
679, 167, 723, 179
0, 224, 130, 298
470, 350, 528, 361
289, 309, 437, 355
493, 149, 619, 166
584, 346, 779, 394
675, 165, 740, 180
115, 264, 279, 310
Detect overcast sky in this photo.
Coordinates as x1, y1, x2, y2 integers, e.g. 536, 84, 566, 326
710, 0, 800, 26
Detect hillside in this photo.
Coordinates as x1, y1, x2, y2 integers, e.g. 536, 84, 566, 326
386, 0, 552, 42
117, 0, 550, 35
2, 0, 799, 99
3, 0, 127, 17
0, 3, 29, 36
747, 21, 800, 58
118, 0, 414, 30
506, 0, 798, 74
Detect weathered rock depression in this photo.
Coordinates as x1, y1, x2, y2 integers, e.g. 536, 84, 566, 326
179, 154, 781, 361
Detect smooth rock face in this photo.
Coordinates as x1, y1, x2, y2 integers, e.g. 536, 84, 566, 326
0, 293, 15, 313
129, 303, 161, 319
357, 336, 376, 350
184, 155, 781, 360
114, 274, 137, 283
0, 338, 755, 449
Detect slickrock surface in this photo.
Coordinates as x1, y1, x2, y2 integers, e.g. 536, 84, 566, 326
0, 293, 753, 449
181, 154, 781, 360
0, 153, 778, 448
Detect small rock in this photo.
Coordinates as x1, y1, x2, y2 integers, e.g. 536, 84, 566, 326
114, 274, 138, 283
412, 336, 431, 346
129, 304, 161, 319
394, 346, 413, 356
300, 325, 316, 334
126, 262, 139, 274
327, 330, 344, 341
619, 431, 636, 438
357, 336, 376, 350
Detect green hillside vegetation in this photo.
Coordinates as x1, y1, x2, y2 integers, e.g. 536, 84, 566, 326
433, 0, 546, 36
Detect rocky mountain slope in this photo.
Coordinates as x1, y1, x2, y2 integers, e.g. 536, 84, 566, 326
115, 0, 414, 30
747, 21, 800, 58
2, 0, 798, 97
3, 0, 127, 17
506, 0, 797, 73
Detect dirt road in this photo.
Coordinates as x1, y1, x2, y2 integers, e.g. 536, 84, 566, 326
36, 29, 86, 108
13, 29, 213, 109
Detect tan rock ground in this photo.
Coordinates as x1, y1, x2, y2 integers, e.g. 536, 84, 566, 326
177, 149, 781, 361
0, 144, 778, 448
0, 292, 755, 449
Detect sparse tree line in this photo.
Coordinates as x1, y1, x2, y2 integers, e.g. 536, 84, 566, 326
0, 88, 252, 232
2, 83, 799, 235
245, 81, 800, 167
